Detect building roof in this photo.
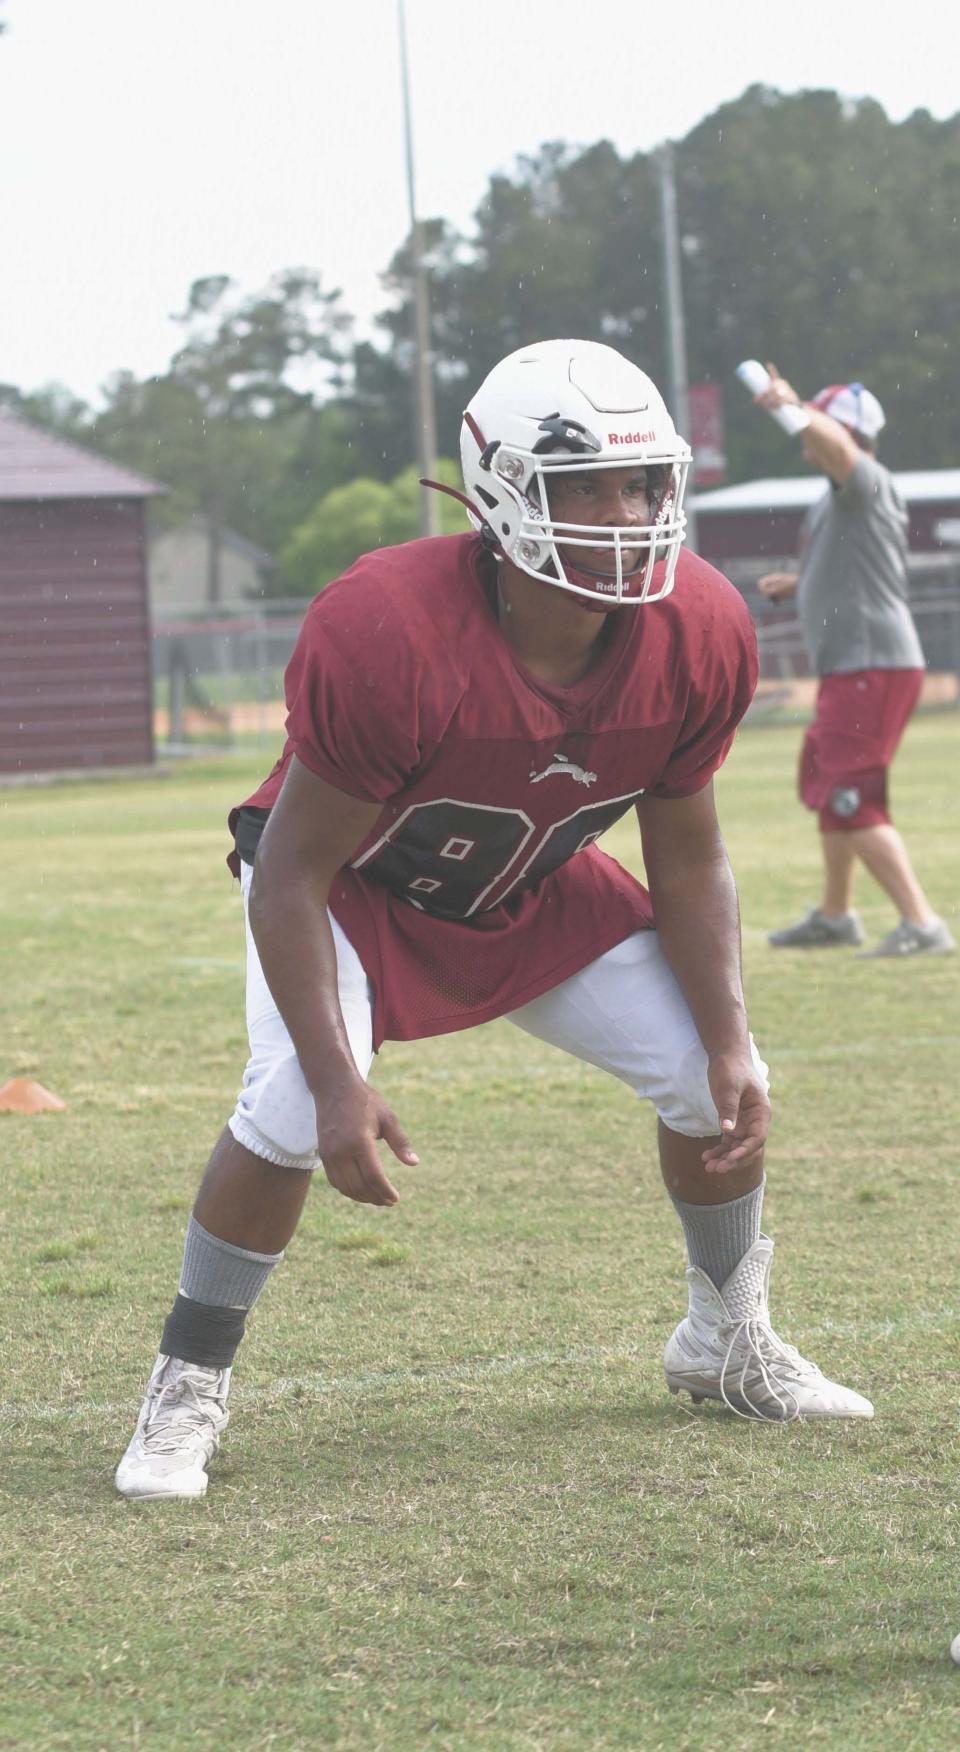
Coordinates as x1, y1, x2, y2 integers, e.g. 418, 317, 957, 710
691, 469, 960, 515
0, 413, 164, 502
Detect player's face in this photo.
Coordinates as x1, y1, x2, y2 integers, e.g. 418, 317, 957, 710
546, 465, 652, 577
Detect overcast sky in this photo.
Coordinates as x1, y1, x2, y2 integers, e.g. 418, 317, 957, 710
3, 0, 957, 405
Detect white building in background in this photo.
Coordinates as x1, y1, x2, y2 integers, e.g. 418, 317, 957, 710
148, 516, 276, 611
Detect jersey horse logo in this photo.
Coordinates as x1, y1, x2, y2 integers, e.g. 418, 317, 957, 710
529, 753, 598, 788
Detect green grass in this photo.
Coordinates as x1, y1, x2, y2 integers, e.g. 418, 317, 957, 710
1, 714, 959, 1750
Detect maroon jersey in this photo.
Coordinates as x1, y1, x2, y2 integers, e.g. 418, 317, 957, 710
229, 535, 757, 1047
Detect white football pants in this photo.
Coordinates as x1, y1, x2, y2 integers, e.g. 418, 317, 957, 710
228, 861, 768, 1168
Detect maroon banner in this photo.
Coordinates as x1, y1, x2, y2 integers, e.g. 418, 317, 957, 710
689, 383, 726, 485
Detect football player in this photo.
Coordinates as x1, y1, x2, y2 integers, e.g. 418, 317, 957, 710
117, 340, 873, 1501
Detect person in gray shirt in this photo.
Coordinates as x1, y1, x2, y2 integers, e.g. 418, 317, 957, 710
755, 370, 953, 958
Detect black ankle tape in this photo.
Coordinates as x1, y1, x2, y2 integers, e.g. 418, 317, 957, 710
161, 1294, 248, 1369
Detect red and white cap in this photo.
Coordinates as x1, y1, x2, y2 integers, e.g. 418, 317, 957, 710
809, 382, 886, 440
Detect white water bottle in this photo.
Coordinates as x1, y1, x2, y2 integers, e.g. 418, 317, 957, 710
736, 359, 810, 434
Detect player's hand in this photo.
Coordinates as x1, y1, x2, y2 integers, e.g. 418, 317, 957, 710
757, 571, 798, 601
702, 1054, 771, 1174
315, 1072, 419, 1207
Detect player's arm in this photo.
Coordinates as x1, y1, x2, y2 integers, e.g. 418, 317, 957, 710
249, 755, 418, 1207
757, 362, 861, 485
756, 570, 798, 601
636, 782, 770, 1171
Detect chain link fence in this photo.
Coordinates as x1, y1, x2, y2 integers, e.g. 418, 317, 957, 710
151, 570, 960, 751
151, 602, 307, 749
739, 561, 960, 717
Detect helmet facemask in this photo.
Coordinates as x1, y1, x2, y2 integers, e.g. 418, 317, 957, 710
490, 448, 688, 605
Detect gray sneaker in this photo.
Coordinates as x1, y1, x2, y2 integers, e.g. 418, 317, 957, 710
769, 908, 864, 949
856, 916, 956, 958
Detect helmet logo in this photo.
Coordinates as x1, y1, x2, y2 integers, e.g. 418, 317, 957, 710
529, 753, 597, 788
608, 430, 656, 445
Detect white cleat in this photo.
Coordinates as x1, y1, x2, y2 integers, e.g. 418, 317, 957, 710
663, 1237, 874, 1422
115, 1353, 232, 1500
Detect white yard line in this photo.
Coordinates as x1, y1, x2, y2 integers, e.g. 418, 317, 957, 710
3, 1308, 957, 1426
1, 1345, 638, 1425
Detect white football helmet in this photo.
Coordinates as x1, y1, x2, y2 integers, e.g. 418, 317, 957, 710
458, 339, 691, 606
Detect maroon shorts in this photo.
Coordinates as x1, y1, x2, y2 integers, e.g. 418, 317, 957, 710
799, 667, 923, 833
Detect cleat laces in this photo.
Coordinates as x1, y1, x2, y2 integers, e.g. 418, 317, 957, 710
717, 1317, 818, 1422
139, 1366, 226, 1454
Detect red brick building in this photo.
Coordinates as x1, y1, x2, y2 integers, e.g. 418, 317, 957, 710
0, 416, 163, 776
692, 469, 960, 583
691, 469, 960, 695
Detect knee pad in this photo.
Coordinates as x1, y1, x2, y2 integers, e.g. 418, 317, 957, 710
654, 1036, 770, 1139
230, 1051, 319, 1168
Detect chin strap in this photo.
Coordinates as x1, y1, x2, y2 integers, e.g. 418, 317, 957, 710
419, 478, 505, 559
419, 478, 482, 518
557, 554, 646, 595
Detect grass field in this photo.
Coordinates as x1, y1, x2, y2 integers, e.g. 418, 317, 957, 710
2, 712, 959, 1750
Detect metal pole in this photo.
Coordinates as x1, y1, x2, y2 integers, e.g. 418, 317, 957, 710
656, 141, 697, 551
397, 0, 439, 537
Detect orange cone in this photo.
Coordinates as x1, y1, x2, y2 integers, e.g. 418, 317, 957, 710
0, 1078, 67, 1114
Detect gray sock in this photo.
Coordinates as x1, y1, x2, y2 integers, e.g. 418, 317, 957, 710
178, 1214, 283, 1310
670, 1178, 765, 1291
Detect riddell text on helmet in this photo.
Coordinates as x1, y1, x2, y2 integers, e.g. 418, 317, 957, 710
608, 430, 656, 445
